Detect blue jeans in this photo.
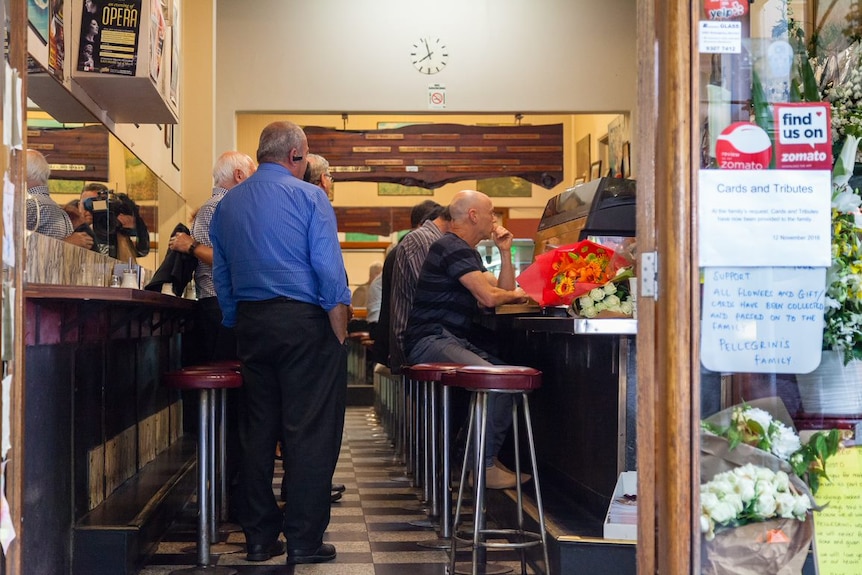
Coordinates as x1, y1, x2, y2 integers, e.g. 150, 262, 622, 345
408, 328, 512, 468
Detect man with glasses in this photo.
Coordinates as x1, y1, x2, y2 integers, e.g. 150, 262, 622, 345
305, 153, 335, 201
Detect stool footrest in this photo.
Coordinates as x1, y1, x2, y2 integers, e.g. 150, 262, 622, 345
454, 528, 545, 549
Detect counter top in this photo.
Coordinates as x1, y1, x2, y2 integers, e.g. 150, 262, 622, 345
24, 284, 196, 310
515, 316, 636, 335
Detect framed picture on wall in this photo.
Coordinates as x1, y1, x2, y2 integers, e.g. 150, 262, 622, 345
590, 160, 603, 181
621, 142, 632, 178
576, 134, 591, 183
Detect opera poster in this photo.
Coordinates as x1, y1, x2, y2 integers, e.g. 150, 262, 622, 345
78, 0, 142, 76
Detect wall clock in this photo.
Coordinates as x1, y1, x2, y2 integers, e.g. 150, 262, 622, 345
411, 36, 448, 75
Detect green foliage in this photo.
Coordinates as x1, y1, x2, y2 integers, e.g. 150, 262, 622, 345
789, 429, 844, 494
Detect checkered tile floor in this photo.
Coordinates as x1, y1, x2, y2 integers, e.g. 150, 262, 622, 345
138, 406, 537, 574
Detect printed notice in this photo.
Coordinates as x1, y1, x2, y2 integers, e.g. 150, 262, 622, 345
699, 169, 831, 267
812, 446, 862, 575
700, 267, 825, 373
699, 21, 742, 54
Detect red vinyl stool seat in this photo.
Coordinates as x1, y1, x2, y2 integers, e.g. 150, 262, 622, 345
447, 365, 549, 575
163, 366, 243, 574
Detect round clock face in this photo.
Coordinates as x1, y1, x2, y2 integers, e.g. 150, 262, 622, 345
411, 37, 448, 75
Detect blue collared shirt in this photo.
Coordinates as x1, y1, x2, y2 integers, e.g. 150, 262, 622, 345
210, 163, 351, 327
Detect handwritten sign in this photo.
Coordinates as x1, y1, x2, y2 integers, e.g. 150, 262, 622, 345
700, 267, 825, 373
813, 446, 862, 575
699, 169, 831, 267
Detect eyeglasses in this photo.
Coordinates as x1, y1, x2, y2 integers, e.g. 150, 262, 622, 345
324, 173, 334, 180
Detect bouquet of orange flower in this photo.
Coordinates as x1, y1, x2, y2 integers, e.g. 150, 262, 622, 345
516, 240, 630, 307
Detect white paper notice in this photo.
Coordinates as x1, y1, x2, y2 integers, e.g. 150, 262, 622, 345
2, 173, 15, 268
701, 267, 825, 373
699, 21, 742, 54
699, 169, 831, 266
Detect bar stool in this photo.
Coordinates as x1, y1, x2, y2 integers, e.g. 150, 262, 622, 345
200, 360, 243, 533
402, 363, 463, 544
163, 366, 244, 574
449, 365, 550, 575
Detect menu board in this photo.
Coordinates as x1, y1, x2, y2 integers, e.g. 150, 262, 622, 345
813, 446, 862, 574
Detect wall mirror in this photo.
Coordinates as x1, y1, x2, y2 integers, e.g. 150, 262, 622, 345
26, 60, 174, 283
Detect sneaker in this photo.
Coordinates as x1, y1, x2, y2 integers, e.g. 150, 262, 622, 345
493, 457, 531, 484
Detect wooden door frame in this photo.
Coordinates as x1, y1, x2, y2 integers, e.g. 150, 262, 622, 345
636, 0, 699, 573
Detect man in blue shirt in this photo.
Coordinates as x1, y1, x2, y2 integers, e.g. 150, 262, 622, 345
211, 121, 350, 565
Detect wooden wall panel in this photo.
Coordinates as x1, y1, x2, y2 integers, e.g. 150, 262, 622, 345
307, 123, 564, 190
26, 124, 110, 181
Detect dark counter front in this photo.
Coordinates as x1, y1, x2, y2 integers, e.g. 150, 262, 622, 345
23, 285, 196, 575
481, 312, 637, 525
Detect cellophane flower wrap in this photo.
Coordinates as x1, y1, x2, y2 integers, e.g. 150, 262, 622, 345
516, 240, 630, 307
699, 398, 822, 575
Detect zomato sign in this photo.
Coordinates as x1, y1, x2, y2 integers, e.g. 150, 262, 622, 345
773, 102, 832, 170
715, 122, 772, 169
704, 0, 748, 20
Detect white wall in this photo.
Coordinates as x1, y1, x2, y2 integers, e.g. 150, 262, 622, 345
214, 0, 638, 154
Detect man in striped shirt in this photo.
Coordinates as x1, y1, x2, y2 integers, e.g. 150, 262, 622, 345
25, 149, 93, 249
169, 151, 256, 359
404, 190, 528, 489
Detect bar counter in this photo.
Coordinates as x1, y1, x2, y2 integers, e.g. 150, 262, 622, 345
23, 284, 196, 575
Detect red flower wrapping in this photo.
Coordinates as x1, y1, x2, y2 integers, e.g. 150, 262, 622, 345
516, 240, 629, 306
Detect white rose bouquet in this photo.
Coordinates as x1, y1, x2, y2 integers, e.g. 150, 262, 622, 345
700, 463, 811, 541
567, 267, 635, 318
702, 402, 844, 494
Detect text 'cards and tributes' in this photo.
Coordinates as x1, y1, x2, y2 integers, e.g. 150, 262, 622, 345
698, 103, 833, 374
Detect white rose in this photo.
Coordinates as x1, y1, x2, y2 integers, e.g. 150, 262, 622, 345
710, 500, 738, 524
773, 470, 790, 493
742, 407, 773, 434
775, 491, 798, 518
603, 282, 618, 296
578, 296, 593, 309
792, 494, 812, 518
620, 301, 634, 315
770, 424, 802, 461
754, 492, 777, 519
604, 294, 621, 307
735, 477, 755, 502
589, 288, 606, 301
581, 305, 598, 318
700, 514, 712, 535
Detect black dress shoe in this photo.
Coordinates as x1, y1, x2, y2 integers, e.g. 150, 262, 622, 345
331, 483, 346, 493
246, 540, 285, 562
330, 491, 343, 503
286, 543, 336, 564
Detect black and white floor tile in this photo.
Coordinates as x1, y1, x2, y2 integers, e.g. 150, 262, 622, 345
138, 406, 534, 575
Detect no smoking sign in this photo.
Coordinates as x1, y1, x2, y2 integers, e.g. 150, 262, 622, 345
428, 84, 446, 109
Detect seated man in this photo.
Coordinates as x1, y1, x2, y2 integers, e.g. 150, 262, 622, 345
404, 190, 528, 489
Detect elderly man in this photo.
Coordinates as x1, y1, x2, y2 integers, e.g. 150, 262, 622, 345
25, 149, 93, 249
404, 190, 528, 489
169, 151, 256, 359
211, 121, 350, 566
304, 153, 335, 201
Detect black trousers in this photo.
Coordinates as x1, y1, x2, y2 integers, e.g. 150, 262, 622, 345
234, 298, 347, 549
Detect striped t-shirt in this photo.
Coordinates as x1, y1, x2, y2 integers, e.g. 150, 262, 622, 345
404, 232, 486, 352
